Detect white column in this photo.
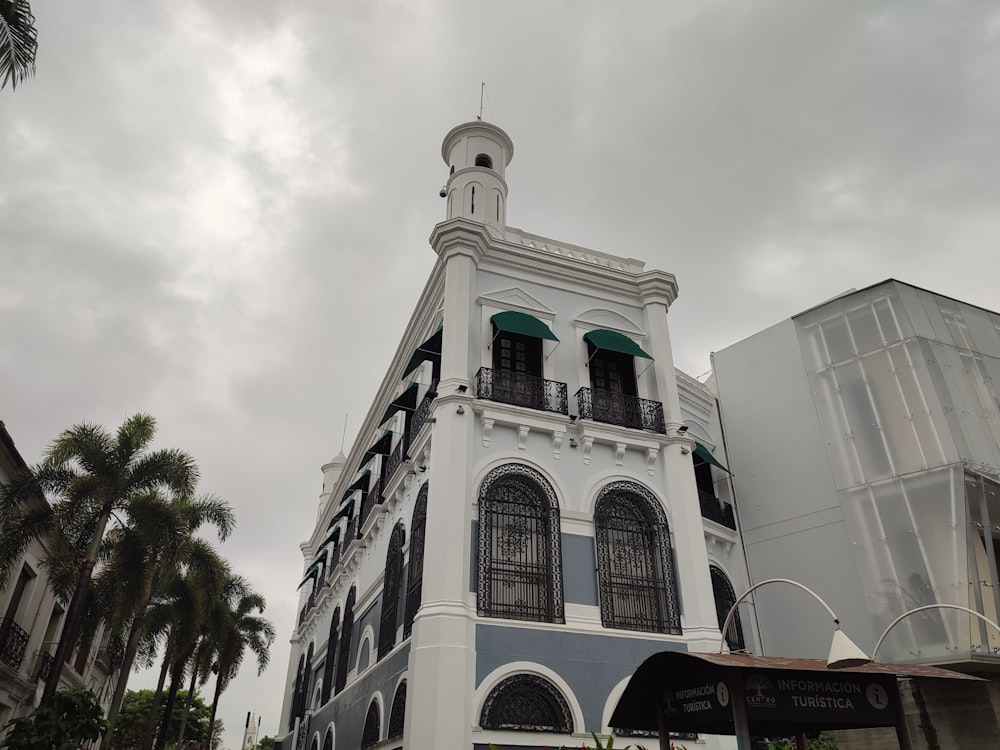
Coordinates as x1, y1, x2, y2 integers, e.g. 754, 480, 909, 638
407, 225, 482, 749
640, 278, 720, 648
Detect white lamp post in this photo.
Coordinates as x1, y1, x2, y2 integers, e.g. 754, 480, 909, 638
718, 577, 871, 669
871, 603, 1000, 661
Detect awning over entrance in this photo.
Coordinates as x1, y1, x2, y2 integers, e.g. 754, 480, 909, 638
584, 329, 652, 359
490, 311, 559, 341
380, 382, 419, 425
403, 326, 443, 376
610, 651, 982, 740
694, 442, 731, 474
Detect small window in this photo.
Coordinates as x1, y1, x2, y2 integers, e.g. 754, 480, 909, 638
480, 673, 573, 732
475, 153, 493, 169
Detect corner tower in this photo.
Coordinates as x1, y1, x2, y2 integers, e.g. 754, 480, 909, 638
441, 120, 514, 231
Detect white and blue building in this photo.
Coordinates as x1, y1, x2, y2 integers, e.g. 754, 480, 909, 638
274, 121, 751, 750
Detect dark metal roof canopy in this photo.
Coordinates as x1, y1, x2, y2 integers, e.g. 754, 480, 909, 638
610, 651, 983, 748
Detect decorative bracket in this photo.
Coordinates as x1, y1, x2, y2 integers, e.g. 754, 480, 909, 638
481, 417, 495, 447
615, 442, 626, 466
582, 436, 594, 465
646, 447, 659, 476
517, 425, 530, 451
552, 430, 564, 459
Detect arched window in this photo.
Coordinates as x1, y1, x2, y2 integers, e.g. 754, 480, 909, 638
361, 699, 381, 749
301, 643, 314, 715
378, 522, 406, 660
388, 680, 406, 739
404, 484, 428, 637
309, 738, 318, 750
475, 153, 493, 169
480, 674, 573, 733
320, 606, 340, 705
289, 655, 304, 731
594, 481, 680, 633
335, 587, 356, 695
477, 464, 564, 623
323, 729, 333, 750
711, 565, 745, 652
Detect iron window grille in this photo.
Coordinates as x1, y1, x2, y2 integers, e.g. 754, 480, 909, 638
334, 587, 356, 695
0, 619, 29, 670
319, 606, 340, 705
410, 389, 436, 437
404, 484, 428, 637
476, 367, 569, 414
378, 523, 406, 660
480, 673, 573, 732
699, 490, 737, 530
361, 700, 381, 749
711, 565, 745, 652
477, 464, 564, 624
594, 481, 681, 634
388, 680, 406, 739
575, 387, 666, 434
288, 655, 305, 731
322, 730, 333, 750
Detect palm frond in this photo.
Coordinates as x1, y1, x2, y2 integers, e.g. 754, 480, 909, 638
0, 494, 52, 583
182, 494, 235, 542
0, 0, 37, 90
129, 448, 199, 496
114, 413, 156, 464
46, 422, 114, 476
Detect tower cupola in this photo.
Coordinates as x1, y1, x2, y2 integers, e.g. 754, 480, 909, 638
441, 121, 514, 231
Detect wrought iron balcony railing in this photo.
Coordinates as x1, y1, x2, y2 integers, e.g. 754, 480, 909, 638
476, 367, 569, 415
411, 390, 436, 437
0, 619, 29, 670
35, 650, 54, 681
699, 490, 737, 530
575, 387, 666, 433
383, 432, 409, 483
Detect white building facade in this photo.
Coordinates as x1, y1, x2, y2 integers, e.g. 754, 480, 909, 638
275, 122, 751, 750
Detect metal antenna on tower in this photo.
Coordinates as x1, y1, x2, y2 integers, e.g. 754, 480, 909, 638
340, 414, 348, 452
478, 81, 485, 120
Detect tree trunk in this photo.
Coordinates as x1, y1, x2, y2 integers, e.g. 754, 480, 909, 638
154, 651, 190, 750
206, 668, 226, 750
100, 597, 149, 750
142, 650, 171, 748
41, 504, 111, 704
176, 657, 200, 746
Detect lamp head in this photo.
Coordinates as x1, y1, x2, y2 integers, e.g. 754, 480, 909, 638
826, 628, 872, 670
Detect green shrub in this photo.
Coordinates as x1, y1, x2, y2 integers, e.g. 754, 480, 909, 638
1, 689, 108, 750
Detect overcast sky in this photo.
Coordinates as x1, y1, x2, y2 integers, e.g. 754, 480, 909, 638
3, 1, 1000, 747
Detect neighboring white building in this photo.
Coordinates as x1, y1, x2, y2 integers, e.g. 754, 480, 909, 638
243, 710, 261, 749
713, 280, 1000, 744
275, 121, 752, 750
0, 421, 117, 740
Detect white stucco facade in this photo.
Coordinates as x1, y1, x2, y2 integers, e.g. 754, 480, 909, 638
276, 122, 749, 750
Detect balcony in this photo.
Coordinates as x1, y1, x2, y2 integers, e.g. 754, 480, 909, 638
0, 619, 29, 670
575, 388, 666, 434
476, 367, 568, 415
411, 390, 436, 436
699, 490, 737, 530
383, 432, 409, 483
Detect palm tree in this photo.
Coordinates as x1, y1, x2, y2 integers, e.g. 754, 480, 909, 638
146, 554, 229, 750
201, 575, 275, 749
0, 0, 37, 89
97, 491, 234, 749
0, 414, 198, 704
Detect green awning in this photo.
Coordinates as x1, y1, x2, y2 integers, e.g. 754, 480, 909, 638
361, 430, 393, 465
491, 311, 559, 341
320, 520, 343, 547
380, 382, 419, 425
313, 547, 329, 564
403, 326, 443, 376
694, 442, 731, 474
584, 329, 652, 359
332, 500, 355, 523
344, 470, 371, 498
297, 566, 319, 589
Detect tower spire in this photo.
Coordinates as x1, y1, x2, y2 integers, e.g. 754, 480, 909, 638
440, 120, 514, 231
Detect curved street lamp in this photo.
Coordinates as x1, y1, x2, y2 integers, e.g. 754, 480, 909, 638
718, 577, 871, 669
872, 603, 1000, 662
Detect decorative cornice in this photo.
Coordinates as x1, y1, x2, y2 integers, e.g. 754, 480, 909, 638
635, 270, 680, 309
428, 219, 493, 264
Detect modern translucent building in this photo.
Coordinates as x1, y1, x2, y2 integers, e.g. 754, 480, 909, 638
714, 279, 1000, 670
